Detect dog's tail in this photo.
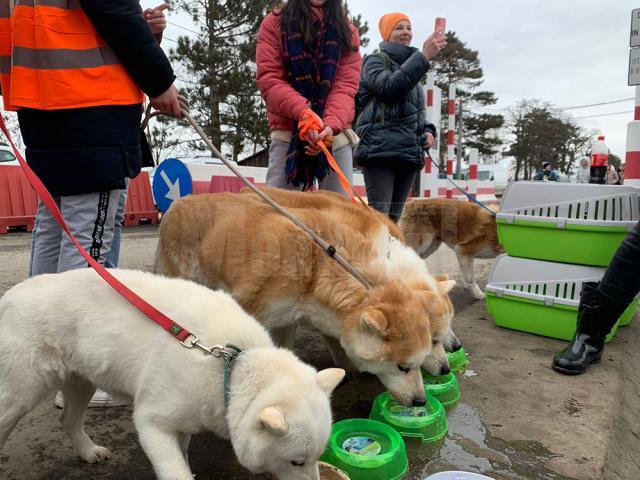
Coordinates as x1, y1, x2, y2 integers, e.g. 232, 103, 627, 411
154, 196, 202, 279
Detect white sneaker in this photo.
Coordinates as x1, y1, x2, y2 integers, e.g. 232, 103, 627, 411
54, 389, 131, 408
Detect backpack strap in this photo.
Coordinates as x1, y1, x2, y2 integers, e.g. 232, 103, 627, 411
363, 51, 391, 127
375, 52, 391, 126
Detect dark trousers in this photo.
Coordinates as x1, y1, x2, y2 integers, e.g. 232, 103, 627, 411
599, 220, 640, 305
362, 164, 417, 223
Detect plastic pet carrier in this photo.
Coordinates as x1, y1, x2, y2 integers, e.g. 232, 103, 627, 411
485, 255, 638, 341
497, 182, 638, 267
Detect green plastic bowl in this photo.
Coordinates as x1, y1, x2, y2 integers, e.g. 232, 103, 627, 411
369, 392, 448, 444
422, 372, 460, 408
447, 347, 468, 375
320, 419, 408, 480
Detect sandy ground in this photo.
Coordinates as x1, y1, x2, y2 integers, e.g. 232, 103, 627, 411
0, 224, 638, 480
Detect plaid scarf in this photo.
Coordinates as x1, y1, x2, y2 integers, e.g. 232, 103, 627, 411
281, 15, 342, 190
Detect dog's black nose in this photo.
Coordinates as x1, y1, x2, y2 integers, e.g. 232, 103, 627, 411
440, 365, 451, 376
450, 342, 463, 352
412, 397, 426, 407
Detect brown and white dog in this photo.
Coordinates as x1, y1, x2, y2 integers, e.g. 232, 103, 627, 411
399, 198, 503, 300
238, 188, 461, 374
155, 192, 453, 406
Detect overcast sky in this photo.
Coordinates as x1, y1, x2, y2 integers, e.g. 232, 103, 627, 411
146, 0, 639, 160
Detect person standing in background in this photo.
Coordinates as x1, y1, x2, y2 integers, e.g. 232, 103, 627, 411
354, 13, 445, 222
574, 157, 591, 184
605, 164, 620, 185
534, 162, 558, 182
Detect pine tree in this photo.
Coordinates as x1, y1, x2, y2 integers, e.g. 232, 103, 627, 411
350, 13, 369, 48
430, 32, 505, 166
167, 0, 271, 161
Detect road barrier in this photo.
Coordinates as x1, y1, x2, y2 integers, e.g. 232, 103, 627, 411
0, 165, 37, 234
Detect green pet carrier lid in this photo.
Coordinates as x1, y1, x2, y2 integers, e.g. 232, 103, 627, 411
486, 254, 605, 307
497, 182, 638, 230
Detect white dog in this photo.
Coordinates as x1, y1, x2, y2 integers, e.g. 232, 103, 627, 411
0, 269, 344, 480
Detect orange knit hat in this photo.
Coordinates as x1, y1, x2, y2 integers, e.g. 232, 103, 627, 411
378, 12, 411, 41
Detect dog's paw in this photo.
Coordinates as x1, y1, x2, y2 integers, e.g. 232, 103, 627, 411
470, 286, 486, 300
80, 445, 112, 464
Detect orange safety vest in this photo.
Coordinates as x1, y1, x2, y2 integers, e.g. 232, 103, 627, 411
0, 0, 144, 111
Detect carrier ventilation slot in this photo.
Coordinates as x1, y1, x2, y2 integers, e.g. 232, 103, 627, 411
507, 192, 638, 222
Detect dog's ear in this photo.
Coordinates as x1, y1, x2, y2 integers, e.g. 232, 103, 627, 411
316, 368, 345, 396
438, 280, 456, 295
257, 407, 288, 437
416, 290, 438, 307
360, 308, 387, 337
435, 274, 449, 282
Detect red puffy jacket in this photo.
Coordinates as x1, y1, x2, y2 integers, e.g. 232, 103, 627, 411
256, 9, 362, 134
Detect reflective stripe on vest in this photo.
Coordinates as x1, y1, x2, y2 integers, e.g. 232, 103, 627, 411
12, 46, 121, 70
0, 0, 143, 110
14, 0, 81, 8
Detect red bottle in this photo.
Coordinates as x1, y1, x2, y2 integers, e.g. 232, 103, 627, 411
590, 135, 608, 184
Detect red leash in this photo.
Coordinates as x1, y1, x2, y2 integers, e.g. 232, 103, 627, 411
0, 115, 193, 344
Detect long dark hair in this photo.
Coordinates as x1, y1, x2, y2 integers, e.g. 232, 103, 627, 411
278, 0, 358, 53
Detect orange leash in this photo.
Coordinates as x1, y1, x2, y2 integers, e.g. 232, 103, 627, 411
298, 109, 369, 209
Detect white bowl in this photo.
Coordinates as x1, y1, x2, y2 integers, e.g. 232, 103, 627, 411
425, 472, 495, 480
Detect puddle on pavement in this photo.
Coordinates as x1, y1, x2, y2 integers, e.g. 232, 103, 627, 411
404, 403, 574, 480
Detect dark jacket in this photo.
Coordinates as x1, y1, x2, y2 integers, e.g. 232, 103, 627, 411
354, 41, 436, 170
534, 170, 559, 181
17, 0, 175, 196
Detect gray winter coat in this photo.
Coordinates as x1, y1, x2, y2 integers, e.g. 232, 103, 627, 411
354, 41, 436, 170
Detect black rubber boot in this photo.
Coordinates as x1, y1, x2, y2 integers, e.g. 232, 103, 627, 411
552, 282, 629, 375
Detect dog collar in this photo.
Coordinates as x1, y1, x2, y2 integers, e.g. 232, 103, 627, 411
221, 344, 243, 409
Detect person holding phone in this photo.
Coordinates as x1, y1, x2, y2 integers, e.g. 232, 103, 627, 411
354, 13, 446, 222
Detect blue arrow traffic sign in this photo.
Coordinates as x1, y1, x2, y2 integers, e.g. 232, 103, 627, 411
152, 158, 193, 213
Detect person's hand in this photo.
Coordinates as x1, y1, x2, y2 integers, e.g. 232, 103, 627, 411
422, 32, 447, 60
318, 126, 333, 143
304, 126, 333, 155
150, 84, 182, 118
424, 132, 435, 148
144, 3, 169, 35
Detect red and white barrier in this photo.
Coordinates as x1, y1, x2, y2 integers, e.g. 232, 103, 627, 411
422, 72, 440, 197
467, 148, 478, 200
209, 175, 254, 193
446, 84, 456, 198
184, 163, 368, 197
625, 86, 640, 187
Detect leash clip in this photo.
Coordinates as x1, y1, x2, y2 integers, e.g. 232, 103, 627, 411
181, 334, 241, 360
181, 333, 223, 356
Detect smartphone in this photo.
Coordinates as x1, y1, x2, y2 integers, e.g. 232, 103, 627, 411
435, 17, 446, 37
